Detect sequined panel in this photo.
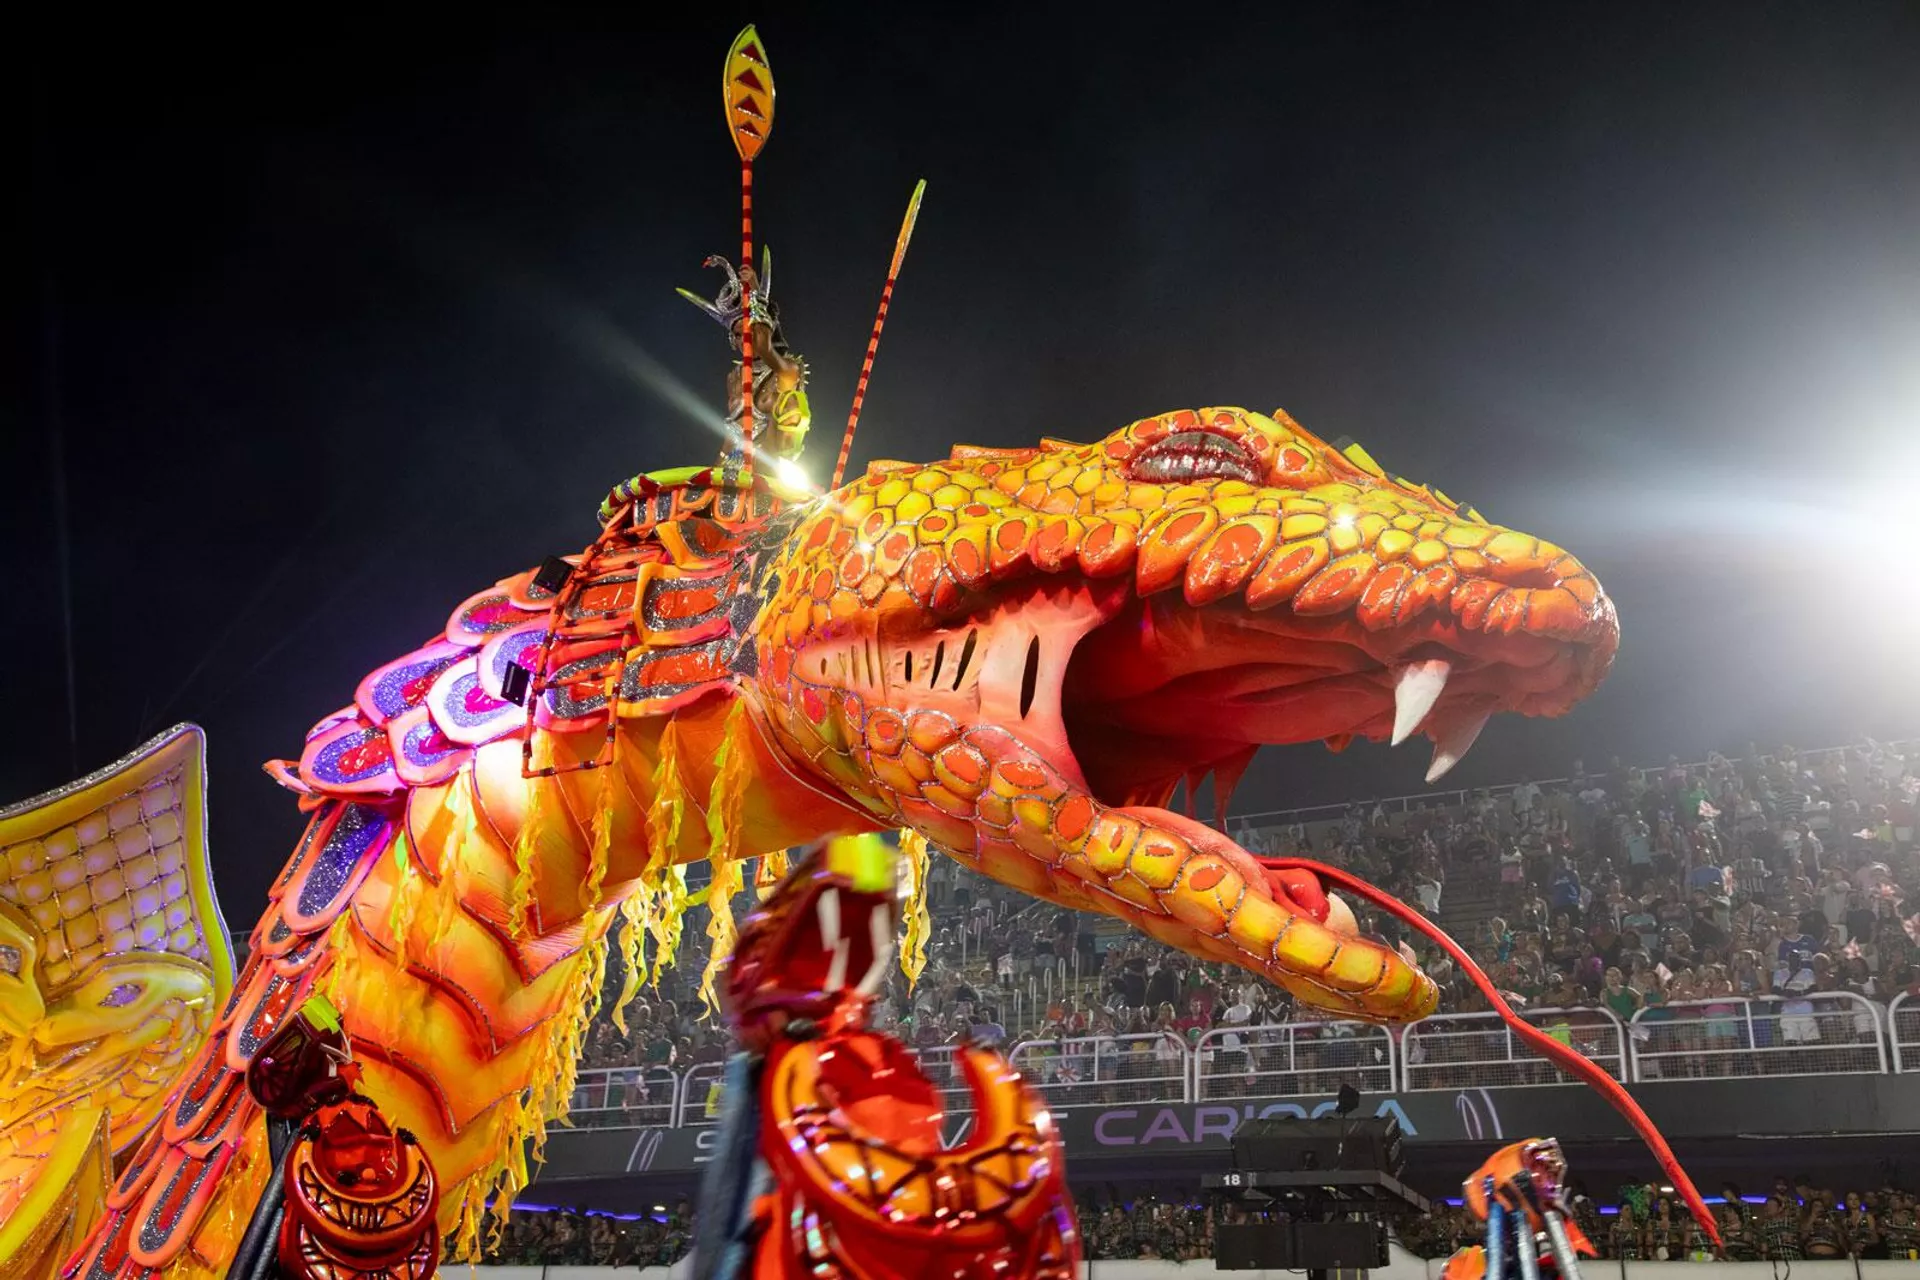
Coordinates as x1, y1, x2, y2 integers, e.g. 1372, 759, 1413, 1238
354, 640, 469, 726
444, 588, 523, 644
289, 805, 390, 927
478, 622, 549, 701
617, 636, 732, 706
537, 647, 624, 724
387, 706, 473, 788
427, 660, 524, 747
299, 720, 401, 795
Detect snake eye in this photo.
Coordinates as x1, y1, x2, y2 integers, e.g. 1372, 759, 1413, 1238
1128, 432, 1262, 485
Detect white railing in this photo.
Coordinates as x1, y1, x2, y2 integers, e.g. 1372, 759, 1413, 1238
567, 1065, 682, 1130
559, 996, 1910, 1131
1628, 993, 1888, 1081
1008, 1033, 1194, 1107
1403, 1007, 1627, 1091
1893, 992, 1920, 1074
675, 1061, 727, 1128
1192, 1021, 1394, 1100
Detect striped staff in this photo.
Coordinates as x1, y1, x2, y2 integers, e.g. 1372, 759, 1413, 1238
830, 180, 927, 490
723, 26, 774, 480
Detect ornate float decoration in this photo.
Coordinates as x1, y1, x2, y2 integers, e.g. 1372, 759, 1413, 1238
5, 23, 1722, 1280
1443, 1139, 1598, 1280
693, 836, 1079, 1280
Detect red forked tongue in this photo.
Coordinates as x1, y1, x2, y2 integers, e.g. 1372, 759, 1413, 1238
1262, 857, 1721, 1248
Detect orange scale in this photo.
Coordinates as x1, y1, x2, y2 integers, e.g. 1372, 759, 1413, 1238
947, 530, 989, 586
1242, 539, 1326, 611
1294, 553, 1377, 615
1030, 518, 1081, 571
1053, 793, 1093, 843
903, 547, 944, 603
1076, 520, 1137, 578
1357, 562, 1413, 629
988, 520, 1033, 575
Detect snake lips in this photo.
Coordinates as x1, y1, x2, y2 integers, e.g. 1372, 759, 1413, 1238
758, 407, 1619, 1023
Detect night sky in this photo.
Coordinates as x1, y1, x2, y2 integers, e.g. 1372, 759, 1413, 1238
17, 4, 1920, 915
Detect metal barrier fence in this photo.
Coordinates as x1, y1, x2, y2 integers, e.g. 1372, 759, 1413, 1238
1192, 1022, 1394, 1100
565, 995, 1914, 1130
569, 1065, 682, 1129
1009, 1033, 1194, 1108
1893, 992, 1920, 1074
1403, 1007, 1627, 1091
1630, 993, 1888, 1081
675, 1062, 726, 1128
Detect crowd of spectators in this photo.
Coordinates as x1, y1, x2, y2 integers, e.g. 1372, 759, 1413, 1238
456, 1201, 694, 1268
1401, 1177, 1920, 1262
564, 737, 1918, 1121
464, 1177, 1920, 1266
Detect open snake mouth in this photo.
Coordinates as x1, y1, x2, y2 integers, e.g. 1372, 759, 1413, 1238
1058, 591, 1612, 815
917, 573, 1611, 948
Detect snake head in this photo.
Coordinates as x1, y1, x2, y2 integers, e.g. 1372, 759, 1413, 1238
757, 407, 1617, 1022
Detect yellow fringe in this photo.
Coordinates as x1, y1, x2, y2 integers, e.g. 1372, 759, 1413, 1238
451, 927, 613, 1262
581, 757, 615, 915
644, 721, 693, 986
898, 829, 932, 989
611, 890, 650, 1034
697, 701, 754, 1016
386, 830, 418, 966
650, 862, 689, 986
508, 741, 550, 941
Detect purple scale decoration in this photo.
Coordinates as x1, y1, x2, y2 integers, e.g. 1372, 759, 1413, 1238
479, 622, 551, 701
446, 587, 527, 645
300, 720, 400, 794
355, 639, 470, 727
427, 657, 524, 747
387, 705, 473, 787
285, 803, 391, 931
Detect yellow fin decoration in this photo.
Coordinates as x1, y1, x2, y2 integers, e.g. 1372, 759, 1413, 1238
654, 863, 690, 981
581, 760, 616, 915
897, 829, 931, 989
508, 738, 556, 941
697, 700, 755, 1016
1341, 440, 1387, 479
611, 891, 650, 1034
386, 832, 418, 964
646, 721, 692, 985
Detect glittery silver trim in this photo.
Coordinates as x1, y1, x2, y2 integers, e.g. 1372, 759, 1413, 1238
641, 571, 731, 634
542, 650, 623, 721
617, 637, 732, 704
0, 722, 195, 820
138, 1153, 217, 1254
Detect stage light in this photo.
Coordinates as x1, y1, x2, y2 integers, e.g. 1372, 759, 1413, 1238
774, 458, 810, 489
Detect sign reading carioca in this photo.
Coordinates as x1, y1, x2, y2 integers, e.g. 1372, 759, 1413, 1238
1088, 1098, 1425, 1147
